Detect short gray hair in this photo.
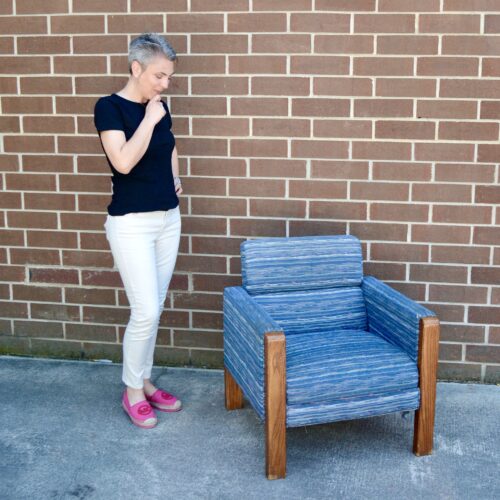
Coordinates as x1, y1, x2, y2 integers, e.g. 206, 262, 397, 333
128, 33, 177, 74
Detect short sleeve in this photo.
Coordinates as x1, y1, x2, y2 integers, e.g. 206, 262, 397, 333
94, 97, 125, 133
161, 100, 173, 130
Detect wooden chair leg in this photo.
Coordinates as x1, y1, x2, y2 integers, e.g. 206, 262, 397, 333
264, 332, 287, 480
224, 366, 244, 410
413, 316, 440, 456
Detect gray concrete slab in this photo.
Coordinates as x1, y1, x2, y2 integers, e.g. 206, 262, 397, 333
0, 355, 499, 500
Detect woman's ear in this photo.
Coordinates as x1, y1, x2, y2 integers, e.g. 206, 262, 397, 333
130, 60, 143, 78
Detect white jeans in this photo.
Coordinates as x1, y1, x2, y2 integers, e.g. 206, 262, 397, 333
104, 206, 181, 389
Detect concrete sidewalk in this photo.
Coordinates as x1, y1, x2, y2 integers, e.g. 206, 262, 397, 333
1, 355, 499, 500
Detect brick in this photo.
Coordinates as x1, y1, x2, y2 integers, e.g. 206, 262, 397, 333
75, 76, 131, 95
485, 14, 500, 33
78, 195, 110, 212
177, 138, 227, 157
29, 268, 79, 285
249, 199, 306, 218
58, 136, 102, 155
354, 57, 413, 76
421, 14, 480, 33
20, 76, 72, 94
51, 15, 104, 34
253, 34, 311, 54
434, 163, 495, 182
173, 292, 222, 311
0, 56, 50, 74
289, 220, 347, 237
254, 0, 311, 9
109, 14, 163, 33
192, 0, 248, 10
228, 13, 286, 32
379, 0, 439, 10
191, 198, 246, 217
443, 36, 500, 56
252, 76, 309, 96
482, 58, 500, 77
229, 179, 285, 197
431, 245, 490, 265
4, 136, 55, 154
471, 267, 500, 286
191, 77, 248, 96
352, 141, 411, 160
291, 140, 348, 159
410, 264, 467, 284
311, 161, 369, 180
440, 324, 484, 343
316, 0, 374, 10
181, 216, 227, 236
23, 116, 74, 134
27, 230, 78, 249
439, 121, 498, 141
417, 57, 479, 76
0, 37, 13, 54
478, 144, 500, 163
314, 119, 371, 138
254, 118, 310, 137
315, 35, 373, 54
171, 97, 227, 116
412, 183, 471, 203
131, 0, 187, 11
293, 98, 350, 117
378, 36, 438, 55
73, 35, 128, 54
0, 16, 47, 34
168, 13, 223, 33
191, 35, 248, 54
176, 255, 226, 274
475, 185, 500, 204
371, 243, 428, 262
412, 224, 470, 244
191, 158, 246, 177
6, 173, 56, 192
192, 118, 249, 136
376, 78, 435, 97
0, 116, 20, 133
23, 155, 73, 173
433, 284, 488, 304
174, 330, 222, 350
371, 203, 429, 222
0, 77, 17, 93
55, 97, 99, 115
0, 229, 23, 246
351, 181, 409, 201
60, 213, 105, 231
466, 345, 500, 363
0, 302, 28, 319
2, 96, 53, 114
0, 155, 19, 172
415, 143, 474, 162
0, 265, 25, 282
66, 323, 116, 342
373, 162, 431, 181
354, 99, 412, 117
291, 14, 350, 33
191, 236, 243, 255
444, 0, 500, 10
229, 56, 286, 74
231, 139, 287, 158
230, 218, 286, 237
417, 99, 477, 119
438, 362, 481, 382
440, 79, 500, 99
0, 193, 20, 210
0, 1, 12, 14
291, 56, 349, 75
17, 0, 68, 13
175, 55, 226, 75
434, 205, 492, 225
312, 201, 368, 220
73, 0, 127, 12
63, 250, 114, 268
81, 270, 122, 287
18, 36, 70, 54
289, 180, 347, 199
55, 55, 108, 74
314, 77, 372, 96
12, 285, 61, 302
354, 14, 415, 33
231, 97, 288, 116
375, 121, 434, 140
439, 343, 462, 361
251, 159, 306, 178
14, 320, 63, 339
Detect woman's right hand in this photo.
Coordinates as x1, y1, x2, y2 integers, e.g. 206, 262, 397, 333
144, 94, 166, 125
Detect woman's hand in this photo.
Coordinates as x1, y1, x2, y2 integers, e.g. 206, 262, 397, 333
174, 176, 183, 195
144, 94, 166, 125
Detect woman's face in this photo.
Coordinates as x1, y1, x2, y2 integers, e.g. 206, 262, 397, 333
133, 55, 175, 102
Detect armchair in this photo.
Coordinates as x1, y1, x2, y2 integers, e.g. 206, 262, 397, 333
223, 235, 439, 479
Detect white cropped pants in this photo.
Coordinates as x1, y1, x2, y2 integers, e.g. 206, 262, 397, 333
104, 206, 181, 389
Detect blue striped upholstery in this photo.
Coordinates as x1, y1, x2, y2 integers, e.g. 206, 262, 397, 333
253, 287, 366, 335
362, 276, 436, 362
241, 235, 363, 295
224, 234, 437, 428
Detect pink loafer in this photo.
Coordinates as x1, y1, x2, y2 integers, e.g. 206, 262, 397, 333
122, 391, 158, 429
146, 389, 182, 412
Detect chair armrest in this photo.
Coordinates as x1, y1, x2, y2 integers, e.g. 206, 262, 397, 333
362, 276, 437, 362
223, 286, 283, 419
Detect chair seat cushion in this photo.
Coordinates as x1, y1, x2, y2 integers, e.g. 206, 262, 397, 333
285, 329, 419, 406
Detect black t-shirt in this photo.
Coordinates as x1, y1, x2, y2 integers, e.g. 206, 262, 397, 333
93, 93, 178, 216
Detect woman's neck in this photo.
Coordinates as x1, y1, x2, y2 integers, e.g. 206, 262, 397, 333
116, 81, 147, 104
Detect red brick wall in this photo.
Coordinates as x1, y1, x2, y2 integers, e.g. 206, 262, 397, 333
0, 0, 499, 382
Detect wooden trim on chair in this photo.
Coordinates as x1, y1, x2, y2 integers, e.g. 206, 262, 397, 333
224, 366, 244, 410
265, 331, 287, 480
413, 316, 440, 456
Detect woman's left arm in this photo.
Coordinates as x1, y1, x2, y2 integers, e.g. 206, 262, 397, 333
172, 146, 182, 195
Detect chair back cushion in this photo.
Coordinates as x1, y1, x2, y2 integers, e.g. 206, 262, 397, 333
241, 234, 363, 295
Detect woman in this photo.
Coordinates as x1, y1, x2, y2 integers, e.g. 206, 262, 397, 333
94, 33, 183, 429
